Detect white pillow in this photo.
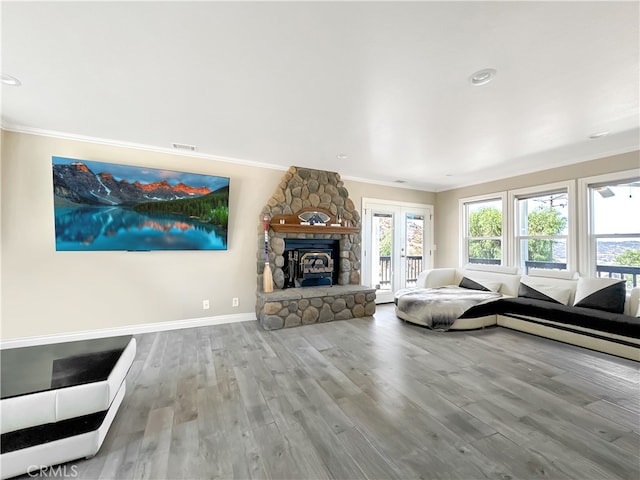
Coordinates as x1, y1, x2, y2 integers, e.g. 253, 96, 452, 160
481, 281, 503, 293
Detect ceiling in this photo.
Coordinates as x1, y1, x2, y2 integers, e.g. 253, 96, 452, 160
2, 1, 639, 191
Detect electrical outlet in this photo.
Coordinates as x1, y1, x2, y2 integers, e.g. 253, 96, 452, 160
203, 299, 210, 310
232, 297, 239, 307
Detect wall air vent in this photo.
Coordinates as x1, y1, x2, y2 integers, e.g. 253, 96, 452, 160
171, 142, 197, 151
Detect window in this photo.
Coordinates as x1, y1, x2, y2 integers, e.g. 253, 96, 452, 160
511, 182, 574, 273
460, 194, 506, 266
585, 175, 640, 288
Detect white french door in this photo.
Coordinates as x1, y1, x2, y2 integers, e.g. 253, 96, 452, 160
362, 199, 434, 303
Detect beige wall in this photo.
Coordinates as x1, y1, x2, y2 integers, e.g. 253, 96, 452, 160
345, 181, 435, 207
434, 150, 640, 268
4, 128, 634, 339
0, 130, 432, 340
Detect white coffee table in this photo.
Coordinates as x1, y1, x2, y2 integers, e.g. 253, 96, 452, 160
0, 336, 136, 479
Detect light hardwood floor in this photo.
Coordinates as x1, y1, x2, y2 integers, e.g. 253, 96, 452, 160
52, 305, 640, 479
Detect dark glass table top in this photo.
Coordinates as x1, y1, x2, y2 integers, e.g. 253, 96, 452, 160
1, 335, 133, 399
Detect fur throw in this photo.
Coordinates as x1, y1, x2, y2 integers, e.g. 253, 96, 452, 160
395, 286, 502, 331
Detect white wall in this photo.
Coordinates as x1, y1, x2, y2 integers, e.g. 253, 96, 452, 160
0, 130, 433, 340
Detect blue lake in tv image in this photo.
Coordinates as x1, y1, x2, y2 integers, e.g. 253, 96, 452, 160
52, 156, 230, 251
54, 207, 228, 251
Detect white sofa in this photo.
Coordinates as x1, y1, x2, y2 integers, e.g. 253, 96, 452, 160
395, 264, 640, 361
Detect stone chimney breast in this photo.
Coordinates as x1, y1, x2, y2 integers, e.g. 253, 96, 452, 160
257, 166, 362, 291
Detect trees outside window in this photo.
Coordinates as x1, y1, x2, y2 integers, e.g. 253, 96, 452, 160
515, 191, 569, 272
526, 206, 567, 262
378, 216, 393, 257
463, 198, 503, 265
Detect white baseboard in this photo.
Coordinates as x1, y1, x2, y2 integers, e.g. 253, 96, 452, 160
0, 313, 256, 349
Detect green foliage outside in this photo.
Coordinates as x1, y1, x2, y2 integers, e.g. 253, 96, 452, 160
379, 233, 392, 256
614, 249, 640, 288
526, 209, 567, 261
468, 207, 502, 260
133, 187, 229, 228
614, 249, 640, 267
468, 206, 638, 285
377, 217, 424, 257
378, 218, 392, 256
468, 206, 567, 262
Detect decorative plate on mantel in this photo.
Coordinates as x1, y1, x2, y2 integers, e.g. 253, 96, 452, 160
298, 211, 331, 224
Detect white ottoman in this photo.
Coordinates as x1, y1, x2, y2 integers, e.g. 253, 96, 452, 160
0, 336, 136, 479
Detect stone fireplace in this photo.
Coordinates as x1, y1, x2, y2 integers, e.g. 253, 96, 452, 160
256, 166, 362, 290
255, 166, 375, 330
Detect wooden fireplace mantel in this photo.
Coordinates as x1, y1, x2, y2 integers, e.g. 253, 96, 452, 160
269, 213, 359, 234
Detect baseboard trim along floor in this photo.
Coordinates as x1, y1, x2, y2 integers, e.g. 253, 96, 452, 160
0, 312, 256, 349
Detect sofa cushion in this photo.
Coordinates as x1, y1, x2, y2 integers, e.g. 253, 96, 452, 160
417, 268, 457, 288
459, 276, 501, 293
464, 264, 519, 275
519, 275, 574, 305
498, 297, 640, 338
573, 277, 626, 314
459, 299, 504, 318
461, 265, 521, 296
527, 268, 579, 280
628, 287, 640, 316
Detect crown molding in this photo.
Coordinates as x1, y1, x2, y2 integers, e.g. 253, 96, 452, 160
2, 123, 439, 192
441, 145, 639, 193
340, 172, 438, 192
4, 123, 633, 194
1, 123, 288, 173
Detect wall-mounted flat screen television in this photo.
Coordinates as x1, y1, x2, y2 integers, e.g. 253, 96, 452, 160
52, 156, 229, 251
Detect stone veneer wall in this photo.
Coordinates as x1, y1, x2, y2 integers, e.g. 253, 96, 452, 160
257, 166, 361, 290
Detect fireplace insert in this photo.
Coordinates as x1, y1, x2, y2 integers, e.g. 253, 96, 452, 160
283, 239, 339, 288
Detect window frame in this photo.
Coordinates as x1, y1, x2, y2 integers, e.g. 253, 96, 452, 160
578, 169, 640, 281
458, 192, 507, 268
508, 181, 576, 273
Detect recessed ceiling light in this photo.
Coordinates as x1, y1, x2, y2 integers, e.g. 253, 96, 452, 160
469, 68, 496, 86
445, 174, 453, 177
1, 73, 22, 87
589, 131, 610, 139
336, 153, 348, 160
